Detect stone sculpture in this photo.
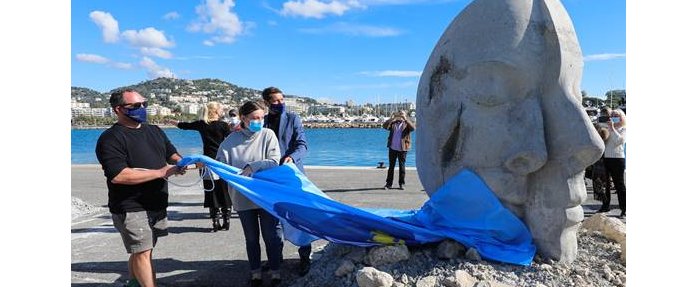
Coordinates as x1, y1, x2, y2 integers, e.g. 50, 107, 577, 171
416, 0, 604, 263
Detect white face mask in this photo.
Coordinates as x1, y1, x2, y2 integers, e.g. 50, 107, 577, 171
226, 116, 240, 126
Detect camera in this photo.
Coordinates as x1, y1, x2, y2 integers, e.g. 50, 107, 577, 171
597, 116, 609, 123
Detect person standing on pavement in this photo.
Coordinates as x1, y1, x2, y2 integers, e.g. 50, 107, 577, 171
382, 110, 415, 190
168, 102, 232, 232
261, 86, 312, 276
216, 100, 284, 287
598, 109, 627, 218
95, 89, 185, 287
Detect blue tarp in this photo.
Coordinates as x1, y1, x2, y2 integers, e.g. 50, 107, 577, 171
177, 155, 536, 265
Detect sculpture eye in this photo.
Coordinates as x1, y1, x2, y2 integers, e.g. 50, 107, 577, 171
461, 62, 529, 107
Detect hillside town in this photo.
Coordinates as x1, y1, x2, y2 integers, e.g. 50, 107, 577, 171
71, 78, 416, 128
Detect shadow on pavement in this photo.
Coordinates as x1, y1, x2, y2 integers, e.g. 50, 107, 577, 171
72, 258, 305, 287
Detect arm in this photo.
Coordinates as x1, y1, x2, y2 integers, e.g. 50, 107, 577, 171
382, 118, 394, 130
111, 166, 180, 185
608, 125, 626, 146
404, 118, 416, 132
284, 114, 308, 163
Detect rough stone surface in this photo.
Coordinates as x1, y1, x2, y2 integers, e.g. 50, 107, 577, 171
465, 248, 482, 262
71, 196, 106, 220
356, 267, 394, 287
367, 245, 411, 266
415, 0, 604, 263
287, 231, 625, 287
437, 240, 466, 259
581, 213, 626, 263
415, 276, 438, 287
335, 259, 356, 277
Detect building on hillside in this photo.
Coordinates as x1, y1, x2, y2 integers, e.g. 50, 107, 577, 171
308, 105, 345, 116
284, 98, 309, 115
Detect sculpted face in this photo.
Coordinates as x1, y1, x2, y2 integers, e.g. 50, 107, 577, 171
416, 0, 604, 263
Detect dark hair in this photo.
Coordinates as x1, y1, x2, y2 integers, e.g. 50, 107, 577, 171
238, 100, 267, 127
109, 88, 138, 108
261, 86, 283, 102
228, 109, 237, 117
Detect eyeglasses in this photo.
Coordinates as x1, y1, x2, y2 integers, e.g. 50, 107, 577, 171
120, 101, 148, 109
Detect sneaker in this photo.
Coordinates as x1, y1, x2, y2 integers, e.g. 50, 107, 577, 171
124, 279, 140, 287
298, 257, 311, 276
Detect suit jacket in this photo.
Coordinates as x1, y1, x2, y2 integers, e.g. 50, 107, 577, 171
265, 111, 308, 172
383, 118, 415, 151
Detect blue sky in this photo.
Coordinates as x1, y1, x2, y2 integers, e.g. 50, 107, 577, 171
71, 0, 625, 104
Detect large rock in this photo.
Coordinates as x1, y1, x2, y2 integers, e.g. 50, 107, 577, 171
356, 267, 394, 287
581, 213, 626, 262
416, 0, 603, 263
367, 245, 411, 266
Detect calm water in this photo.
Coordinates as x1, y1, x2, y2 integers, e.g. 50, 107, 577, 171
71, 127, 416, 167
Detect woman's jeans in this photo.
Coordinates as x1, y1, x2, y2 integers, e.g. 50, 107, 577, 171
238, 208, 284, 272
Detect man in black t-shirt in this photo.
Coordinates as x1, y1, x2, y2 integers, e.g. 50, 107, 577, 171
95, 89, 184, 287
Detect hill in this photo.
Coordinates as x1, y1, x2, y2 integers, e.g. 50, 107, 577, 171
71, 77, 319, 108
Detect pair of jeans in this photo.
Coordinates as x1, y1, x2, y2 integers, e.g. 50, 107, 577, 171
386, 148, 407, 186
238, 208, 284, 272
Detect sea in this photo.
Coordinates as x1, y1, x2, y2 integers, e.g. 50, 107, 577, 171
71, 127, 416, 167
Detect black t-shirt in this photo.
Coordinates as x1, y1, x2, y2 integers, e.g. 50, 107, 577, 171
95, 123, 178, 213
176, 120, 231, 158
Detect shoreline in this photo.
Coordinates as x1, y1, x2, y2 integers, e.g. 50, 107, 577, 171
71, 122, 385, 130
70, 163, 417, 170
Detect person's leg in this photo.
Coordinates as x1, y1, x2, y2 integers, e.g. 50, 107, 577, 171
297, 244, 311, 276
607, 158, 626, 215
599, 160, 612, 212
385, 149, 397, 188
130, 249, 155, 287
238, 209, 263, 276
259, 209, 284, 278
397, 151, 407, 188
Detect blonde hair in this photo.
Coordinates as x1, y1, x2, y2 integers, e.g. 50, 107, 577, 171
199, 101, 223, 124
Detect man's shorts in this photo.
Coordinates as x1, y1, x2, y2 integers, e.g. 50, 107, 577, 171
112, 210, 168, 254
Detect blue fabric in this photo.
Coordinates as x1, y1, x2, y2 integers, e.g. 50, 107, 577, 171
178, 155, 536, 265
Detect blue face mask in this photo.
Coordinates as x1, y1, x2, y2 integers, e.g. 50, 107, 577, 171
611, 117, 620, 123
123, 107, 147, 123
248, 120, 263, 132
270, 103, 285, 114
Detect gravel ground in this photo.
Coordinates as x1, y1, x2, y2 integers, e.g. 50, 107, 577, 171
285, 228, 625, 287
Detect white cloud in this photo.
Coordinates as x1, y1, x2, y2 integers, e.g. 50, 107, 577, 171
300, 22, 401, 37
281, 0, 364, 19
140, 47, 173, 59
121, 27, 175, 49
360, 70, 422, 77
188, 0, 245, 45
111, 62, 133, 69
140, 57, 176, 78
584, 53, 626, 61
76, 53, 109, 64
89, 11, 120, 43
163, 12, 180, 20
75, 53, 134, 69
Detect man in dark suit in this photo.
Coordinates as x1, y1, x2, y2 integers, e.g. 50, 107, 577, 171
262, 86, 312, 276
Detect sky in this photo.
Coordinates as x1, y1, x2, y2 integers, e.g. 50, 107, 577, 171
71, 0, 626, 104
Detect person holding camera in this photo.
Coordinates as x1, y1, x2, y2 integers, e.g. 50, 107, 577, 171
597, 108, 626, 219
382, 111, 415, 190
